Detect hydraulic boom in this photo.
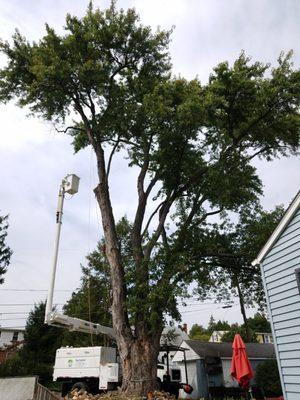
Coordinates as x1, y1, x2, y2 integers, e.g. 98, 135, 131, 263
47, 311, 116, 339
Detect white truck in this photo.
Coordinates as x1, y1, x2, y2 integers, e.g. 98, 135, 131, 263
53, 346, 119, 395
45, 175, 191, 397
53, 345, 183, 396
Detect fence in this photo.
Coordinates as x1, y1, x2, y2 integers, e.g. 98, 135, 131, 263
35, 382, 60, 400
0, 376, 60, 400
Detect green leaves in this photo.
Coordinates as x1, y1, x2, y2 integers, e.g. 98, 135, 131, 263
190, 205, 285, 310
205, 51, 300, 158
0, 213, 12, 284
255, 359, 282, 396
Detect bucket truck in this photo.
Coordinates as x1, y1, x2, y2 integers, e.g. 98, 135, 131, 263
45, 175, 192, 397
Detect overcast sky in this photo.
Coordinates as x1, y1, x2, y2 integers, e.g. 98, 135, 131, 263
0, 0, 299, 333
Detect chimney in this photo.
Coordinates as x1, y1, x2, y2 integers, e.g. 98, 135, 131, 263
182, 323, 187, 333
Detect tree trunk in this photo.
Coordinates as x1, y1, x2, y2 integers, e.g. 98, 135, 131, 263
236, 279, 251, 342
120, 334, 161, 395
92, 143, 163, 395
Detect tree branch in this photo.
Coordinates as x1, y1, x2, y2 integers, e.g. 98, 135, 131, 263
54, 125, 85, 134
142, 200, 165, 238
107, 136, 121, 179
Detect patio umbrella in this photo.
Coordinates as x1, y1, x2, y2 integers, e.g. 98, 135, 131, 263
230, 334, 254, 391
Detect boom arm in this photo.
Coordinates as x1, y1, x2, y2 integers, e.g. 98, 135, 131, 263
46, 311, 116, 339
44, 174, 116, 341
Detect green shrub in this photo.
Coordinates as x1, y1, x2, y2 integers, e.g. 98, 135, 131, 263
255, 359, 282, 396
0, 352, 53, 385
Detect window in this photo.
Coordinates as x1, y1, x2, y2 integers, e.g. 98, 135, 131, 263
264, 334, 273, 343
171, 369, 181, 381
12, 332, 19, 341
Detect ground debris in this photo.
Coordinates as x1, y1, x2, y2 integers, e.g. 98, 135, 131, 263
148, 390, 176, 400
66, 389, 176, 400
66, 389, 102, 400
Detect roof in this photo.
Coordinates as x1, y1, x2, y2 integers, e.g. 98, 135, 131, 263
252, 190, 300, 265
184, 340, 276, 359
160, 326, 189, 347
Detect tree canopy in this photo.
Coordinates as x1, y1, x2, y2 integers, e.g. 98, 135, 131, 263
188, 205, 285, 340
0, 213, 12, 284
0, 2, 299, 393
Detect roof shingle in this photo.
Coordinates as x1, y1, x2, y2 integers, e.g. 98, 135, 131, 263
185, 340, 276, 359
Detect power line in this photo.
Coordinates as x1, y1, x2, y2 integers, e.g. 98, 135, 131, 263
181, 306, 223, 314
0, 326, 26, 329
0, 288, 72, 292
180, 304, 239, 314
0, 312, 30, 315
0, 303, 64, 307
0, 317, 27, 321
179, 301, 236, 307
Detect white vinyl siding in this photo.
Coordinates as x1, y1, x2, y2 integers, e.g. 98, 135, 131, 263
261, 208, 300, 400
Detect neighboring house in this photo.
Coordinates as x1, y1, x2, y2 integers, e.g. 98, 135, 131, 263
209, 330, 273, 344
253, 190, 300, 400
159, 325, 189, 364
173, 340, 275, 399
256, 332, 273, 344
209, 330, 228, 343
0, 328, 24, 348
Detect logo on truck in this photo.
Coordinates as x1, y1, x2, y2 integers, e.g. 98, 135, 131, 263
67, 359, 73, 367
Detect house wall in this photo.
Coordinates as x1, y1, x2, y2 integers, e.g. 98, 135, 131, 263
197, 360, 209, 399
177, 360, 199, 400
177, 360, 210, 399
222, 359, 239, 388
222, 358, 272, 388
261, 207, 300, 400
0, 330, 24, 348
256, 333, 273, 344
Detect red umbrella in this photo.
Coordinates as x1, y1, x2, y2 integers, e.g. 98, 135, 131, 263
230, 334, 254, 390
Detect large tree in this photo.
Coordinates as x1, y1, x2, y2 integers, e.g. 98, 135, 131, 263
0, 213, 12, 283
0, 3, 299, 394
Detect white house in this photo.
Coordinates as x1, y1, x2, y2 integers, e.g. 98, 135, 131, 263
253, 190, 300, 400
209, 330, 273, 344
173, 340, 276, 399
0, 328, 24, 348
209, 330, 228, 343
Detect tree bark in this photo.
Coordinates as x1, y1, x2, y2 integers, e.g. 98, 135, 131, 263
120, 332, 162, 395
93, 143, 163, 395
236, 278, 251, 342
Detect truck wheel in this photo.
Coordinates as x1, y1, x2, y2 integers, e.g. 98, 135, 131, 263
62, 382, 73, 397
156, 378, 162, 390
71, 382, 89, 393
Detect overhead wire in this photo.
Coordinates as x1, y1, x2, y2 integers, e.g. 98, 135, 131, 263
0, 288, 72, 292
0, 317, 27, 321
0, 312, 30, 315
0, 303, 64, 306
0, 326, 26, 329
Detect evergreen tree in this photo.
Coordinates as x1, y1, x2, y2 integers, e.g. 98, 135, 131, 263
0, 302, 63, 384
0, 213, 12, 283
207, 317, 231, 334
